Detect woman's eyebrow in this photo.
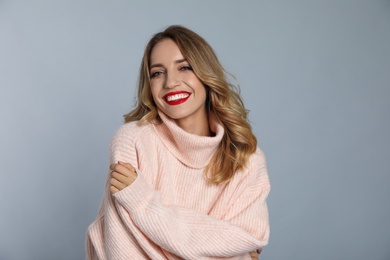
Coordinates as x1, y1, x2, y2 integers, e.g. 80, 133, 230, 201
174, 58, 187, 64
150, 63, 163, 69
150, 59, 188, 69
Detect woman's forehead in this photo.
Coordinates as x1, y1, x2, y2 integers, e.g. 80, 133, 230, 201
150, 39, 186, 67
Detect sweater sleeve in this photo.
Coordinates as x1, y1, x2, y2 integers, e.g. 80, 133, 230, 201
112, 152, 270, 259
87, 124, 179, 260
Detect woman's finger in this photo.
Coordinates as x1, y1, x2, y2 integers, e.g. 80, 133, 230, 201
110, 177, 126, 190
109, 163, 117, 171
111, 163, 135, 177
111, 171, 129, 184
118, 161, 135, 171
110, 185, 119, 194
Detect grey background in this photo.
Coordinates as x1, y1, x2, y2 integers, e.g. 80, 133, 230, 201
1, 0, 389, 259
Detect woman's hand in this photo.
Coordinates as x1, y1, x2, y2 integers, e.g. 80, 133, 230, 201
109, 161, 137, 194
249, 250, 260, 259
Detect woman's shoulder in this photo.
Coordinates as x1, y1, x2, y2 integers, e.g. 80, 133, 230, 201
243, 147, 269, 184
113, 121, 152, 138
227, 147, 270, 195
111, 120, 154, 147
109, 121, 154, 164
248, 147, 267, 169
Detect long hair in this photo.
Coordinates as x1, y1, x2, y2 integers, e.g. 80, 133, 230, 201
124, 25, 257, 184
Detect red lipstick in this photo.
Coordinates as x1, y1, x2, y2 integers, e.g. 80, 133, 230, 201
163, 91, 191, 106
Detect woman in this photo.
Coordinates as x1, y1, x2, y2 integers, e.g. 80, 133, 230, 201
86, 25, 270, 260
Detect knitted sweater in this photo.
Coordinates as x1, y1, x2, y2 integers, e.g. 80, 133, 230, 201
86, 111, 270, 260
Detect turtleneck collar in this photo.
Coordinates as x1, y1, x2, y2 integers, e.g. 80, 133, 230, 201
152, 110, 224, 169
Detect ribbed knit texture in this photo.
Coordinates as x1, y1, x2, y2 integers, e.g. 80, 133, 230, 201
86, 111, 270, 260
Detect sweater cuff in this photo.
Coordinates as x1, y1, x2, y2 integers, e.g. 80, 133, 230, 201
112, 169, 155, 216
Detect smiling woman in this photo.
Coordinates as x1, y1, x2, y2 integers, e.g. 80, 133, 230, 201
149, 39, 209, 136
86, 25, 270, 260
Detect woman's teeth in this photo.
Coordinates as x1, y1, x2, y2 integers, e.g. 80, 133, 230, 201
166, 93, 189, 102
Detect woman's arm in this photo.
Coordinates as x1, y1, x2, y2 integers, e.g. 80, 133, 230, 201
104, 124, 270, 259
110, 158, 270, 259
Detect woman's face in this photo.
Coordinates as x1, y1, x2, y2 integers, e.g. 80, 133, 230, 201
149, 39, 208, 129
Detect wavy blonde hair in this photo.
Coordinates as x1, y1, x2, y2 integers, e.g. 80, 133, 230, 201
124, 25, 257, 184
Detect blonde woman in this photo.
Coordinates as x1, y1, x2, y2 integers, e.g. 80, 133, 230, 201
86, 25, 270, 260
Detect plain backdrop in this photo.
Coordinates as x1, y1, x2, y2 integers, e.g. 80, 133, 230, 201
1, 1, 389, 259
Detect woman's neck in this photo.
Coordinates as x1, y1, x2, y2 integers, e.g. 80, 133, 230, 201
175, 113, 212, 137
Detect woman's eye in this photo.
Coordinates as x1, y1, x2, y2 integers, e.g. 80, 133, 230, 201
180, 65, 193, 71
150, 71, 163, 78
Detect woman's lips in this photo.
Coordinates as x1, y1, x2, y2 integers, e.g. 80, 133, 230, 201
163, 91, 191, 106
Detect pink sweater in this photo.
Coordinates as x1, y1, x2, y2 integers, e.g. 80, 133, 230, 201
86, 111, 270, 260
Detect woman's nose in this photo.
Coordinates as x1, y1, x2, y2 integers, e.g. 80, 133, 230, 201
164, 72, 180, 89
